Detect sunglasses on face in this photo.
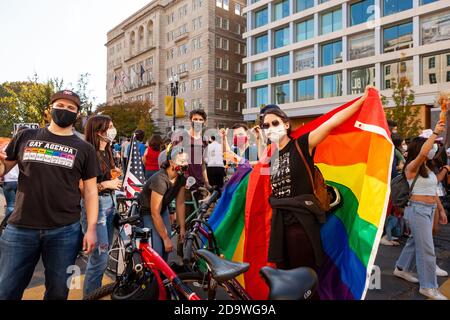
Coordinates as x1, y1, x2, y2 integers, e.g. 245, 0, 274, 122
261, 120, 281, 129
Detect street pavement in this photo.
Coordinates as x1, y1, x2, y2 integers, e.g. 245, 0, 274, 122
0, 191, 449, 300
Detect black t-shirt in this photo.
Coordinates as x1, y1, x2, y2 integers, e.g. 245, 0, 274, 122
97, 150, 113, 184
139, 169, 186, 215
270, 133, 315, 199
5, 128, 99, 229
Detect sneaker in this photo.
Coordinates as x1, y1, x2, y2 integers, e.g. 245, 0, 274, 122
419, 288, 448, 300
393, 267, 419, 283
436, 265, 448, 277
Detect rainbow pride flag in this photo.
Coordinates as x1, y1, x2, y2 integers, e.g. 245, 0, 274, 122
209, 89, 393, 299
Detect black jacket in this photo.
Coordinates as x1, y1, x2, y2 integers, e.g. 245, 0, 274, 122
268, 194, 325, 268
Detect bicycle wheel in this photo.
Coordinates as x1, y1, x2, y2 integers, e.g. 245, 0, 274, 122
107, 234, 127, 276
83, 283, 116, 300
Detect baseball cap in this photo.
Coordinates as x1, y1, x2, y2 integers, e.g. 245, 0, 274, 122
50, 90, 81, 110
419, 129, 443, 141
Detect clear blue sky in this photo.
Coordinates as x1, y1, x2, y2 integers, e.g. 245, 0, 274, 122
0, 0, 151, 105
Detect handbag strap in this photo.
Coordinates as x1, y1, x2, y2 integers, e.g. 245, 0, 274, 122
408, 172, 420, 197
294, 140, 316, 194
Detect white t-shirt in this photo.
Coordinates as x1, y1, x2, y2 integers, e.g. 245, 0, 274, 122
205, 141, 224, 167
4, 165, 19, 182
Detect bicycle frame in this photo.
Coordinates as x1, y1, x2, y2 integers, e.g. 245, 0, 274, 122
136, 237, 200, 300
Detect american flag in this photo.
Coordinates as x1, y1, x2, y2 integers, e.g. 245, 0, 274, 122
123, 135, 145, 199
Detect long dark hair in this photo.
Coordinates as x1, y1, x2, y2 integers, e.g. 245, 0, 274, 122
148, 134, 163, 152
405, 137, 432, 178
262, 107, 292, 136
84, 115, 115, 173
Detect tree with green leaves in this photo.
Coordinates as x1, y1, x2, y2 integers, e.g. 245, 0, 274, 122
383, 76, 422, 139
95, 100, 155, 141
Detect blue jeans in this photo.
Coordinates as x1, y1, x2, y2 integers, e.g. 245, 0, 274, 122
385, 215, 403, 240
142, 209, 170, 262
0, 222, 82, 300
81, 194, 116, 297
396, 201, 438, 289
2, 181, 17, 217
145, 170, 158, 181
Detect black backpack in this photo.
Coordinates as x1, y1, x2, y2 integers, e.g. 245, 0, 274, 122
391, 172, 419, 208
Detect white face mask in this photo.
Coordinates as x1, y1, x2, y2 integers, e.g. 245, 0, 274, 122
427, 143, 438, 160
101, 128, 117, 143
264, 125, 287, 142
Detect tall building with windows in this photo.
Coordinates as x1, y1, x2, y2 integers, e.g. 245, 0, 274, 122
106, 0, 247, 132
243, 0, 450, 126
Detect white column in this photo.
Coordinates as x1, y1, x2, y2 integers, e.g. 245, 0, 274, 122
375, 62, 382, 90
247, 36, 253, 58
247, 86, 253, 109
413, 15, 420, 48
342, 35, 348, 62
314, 43, 319, 68
290, 21, 295, 45
342, 69, 348, 96
289, 50, 294, 74
413, 0, 420, 8
268, 84, 273, 104
247, 10, 253, 32
314, 75, 320, 99
413, 55, 421, 87
342, 2, 348, 29
289, 79, 295, 103
314, 12, 320, 37
290, 0, 294, 16
268, 2, 273, 24
375, 26, 382, 55
268, 57, 273, 78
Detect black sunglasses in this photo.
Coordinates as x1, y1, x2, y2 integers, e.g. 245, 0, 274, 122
261, 120, 281, 129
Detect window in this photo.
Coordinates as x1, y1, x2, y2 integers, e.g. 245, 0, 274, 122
222, 18, 229, 30
216, 58, 222, 69
167, 12, 175, 24
422, 52, 450, 85
192, 99, 203, 109
422, 11, 450, 45
349, 32, 375, 60
321, 40, 342, 66
447, 72, 450, 82
349, 66, 375, 94
222, 99, 229, 111
193, 0, 203, 10
274, 54, 290, 76
296, 77, 314, 101
383, 21, 413, 52
215, 78, 221, 89
429, 57, 436, 69
222, 38, 229, 50
178, 63, 188, 73
223, 79, 229, 90
254, 86, 268, 108
429, 74, 437, 84
223, 59, 229, 71
192, 57, 202, 70
215, 98, 222, 109
274, 0, 290, 21
192, 37, 202, 50
274, 27, 290, 49
383, 0, 413, 17
321, 73, 342, 98
236, 82, 242, 93
273, 82, 290, 104
295, 47, 315, 71
216, 16, 221, 28
255, 7, 268, 28
235, 3, 241, 15
235, 101, 242, 113
224, 0, 229, 11
255, 34, 268, 54
350, 0, 375, 26
236, 63, 241, 73
193, 17, 203, 30
296, 0, 314, 13
179, 44, 188, 56
296, 18, 314, 42
192, 78, 202, 90
383, 59, 413, 89
421, 0, 437, 4
216, 36, 221, 48
321, 8, 342, 35
253, 60, 269, 81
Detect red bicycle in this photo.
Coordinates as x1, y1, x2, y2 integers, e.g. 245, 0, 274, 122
85, 215, 200, 300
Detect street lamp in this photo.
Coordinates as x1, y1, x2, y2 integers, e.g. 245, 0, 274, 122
169, 74, 179, 132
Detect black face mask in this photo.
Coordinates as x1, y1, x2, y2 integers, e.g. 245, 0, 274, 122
51, 108, 78, 128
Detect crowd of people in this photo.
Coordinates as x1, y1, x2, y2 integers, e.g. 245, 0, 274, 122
0, 85, 448, 300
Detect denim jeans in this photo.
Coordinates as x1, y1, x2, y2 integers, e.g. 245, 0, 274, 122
396, 201, 438, 289
0, 221, 82, 300
2, 181, 18, 217
142, 209, 170, 262
81, 194, 116, 297
385, 215, 403, 240
145, 170, 158, 181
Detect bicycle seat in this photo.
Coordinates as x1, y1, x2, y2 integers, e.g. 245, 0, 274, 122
195, 249, 249, 283
260, 266, 318, 300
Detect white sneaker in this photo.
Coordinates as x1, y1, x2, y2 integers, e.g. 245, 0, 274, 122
419, 288, 448, 300
393, 267, 419, 283
436, 265, 448, 277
